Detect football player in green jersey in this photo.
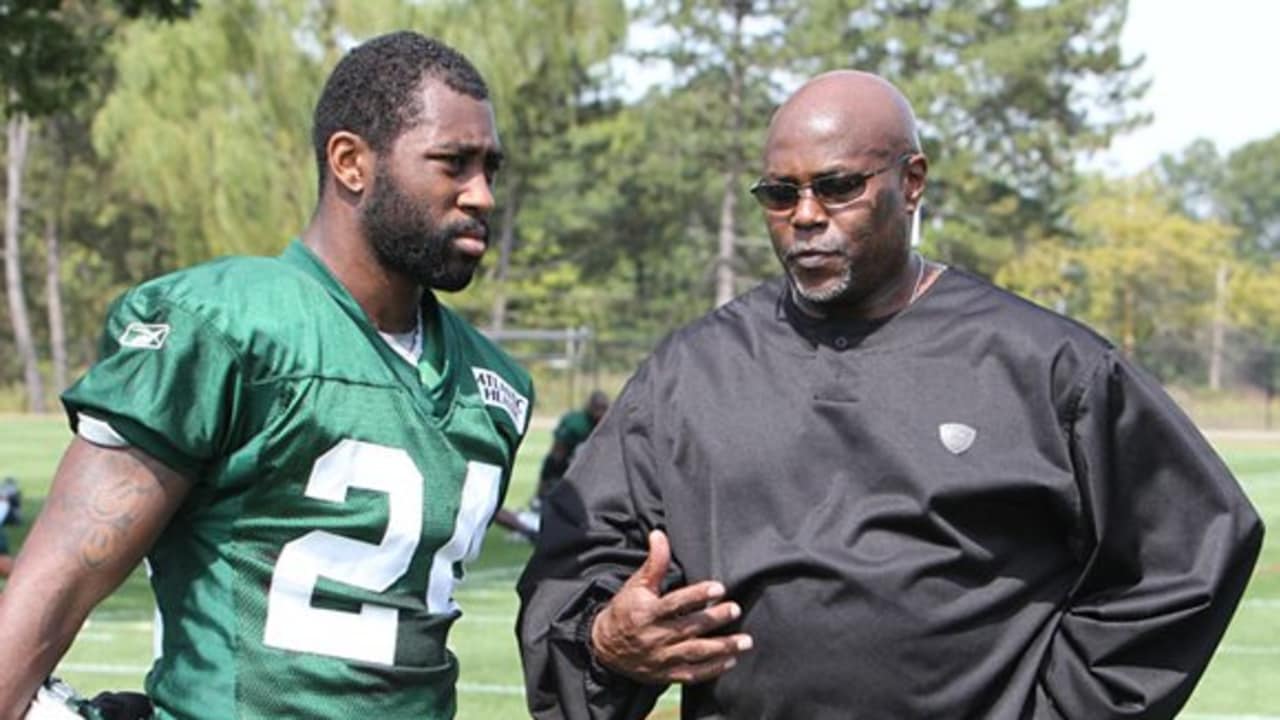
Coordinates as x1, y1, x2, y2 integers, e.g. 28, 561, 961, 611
532, 390, 610, 510
0, 31, 532, 720
0, 477, 19, 577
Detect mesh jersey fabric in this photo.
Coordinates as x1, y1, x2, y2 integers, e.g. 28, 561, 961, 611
62, 240, 532, 720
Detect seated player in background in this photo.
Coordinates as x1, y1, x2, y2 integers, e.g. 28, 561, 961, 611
533, 390, 609, 512
0, 477, 19, 577
490, 392, 610, 544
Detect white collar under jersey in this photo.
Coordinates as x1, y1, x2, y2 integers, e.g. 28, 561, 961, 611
377, 309, 424, 365
77, 310, 426, 450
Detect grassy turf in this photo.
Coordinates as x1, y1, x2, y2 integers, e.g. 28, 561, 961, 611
1, 416, 1276, 718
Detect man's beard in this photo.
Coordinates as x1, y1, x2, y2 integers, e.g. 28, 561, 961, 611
784, 250, 855, 306
784, 200, 907, 312
360, 169, 488, 292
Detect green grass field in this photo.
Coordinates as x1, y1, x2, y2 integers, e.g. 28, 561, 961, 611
1, 415, 1277, 718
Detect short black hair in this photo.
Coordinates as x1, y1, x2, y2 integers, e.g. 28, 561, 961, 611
311, 31, 489, 194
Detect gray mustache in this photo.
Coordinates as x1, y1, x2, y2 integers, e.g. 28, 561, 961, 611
785, 245, 846, 261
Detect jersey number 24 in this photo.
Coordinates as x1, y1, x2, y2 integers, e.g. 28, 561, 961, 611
262, 439, 501, 665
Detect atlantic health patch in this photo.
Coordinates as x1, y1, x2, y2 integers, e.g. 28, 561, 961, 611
472, 367, 530, 430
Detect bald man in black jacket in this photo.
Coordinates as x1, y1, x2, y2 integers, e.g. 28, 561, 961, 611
517, 70, 1263, 720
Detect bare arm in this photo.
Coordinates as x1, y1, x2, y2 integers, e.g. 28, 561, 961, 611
492, 507, 537, 540
0, 438, 190, 720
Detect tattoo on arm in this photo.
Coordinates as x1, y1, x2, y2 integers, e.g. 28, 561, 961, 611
62, 475, 154, 569
53, 458, 162, 570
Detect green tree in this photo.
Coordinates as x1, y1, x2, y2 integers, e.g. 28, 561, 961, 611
2, 0, 195, 412
1229, 267, 1280, 424
1157, 134, 1280, 389
632, 0, 793, 307
1215, 136, 1280, 399
419, 0, 628, 331
92, 0, 336, 266
1160, 134, 1280, 261
91, 0, 629, 334
503, 91, 731, 344
786, 0, 1147, 276
1216, 135, 1280, 261
1156, 138, 1224, 221
1000, 176, 1234, 380
3, 114, 41, 410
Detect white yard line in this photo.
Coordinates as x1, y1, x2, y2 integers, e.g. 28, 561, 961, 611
1182, 715, 1280, 720
1203, 430, 1280, 443
456, 682, 525, 696
458, 613, 515, 624
53, 665, 672, 704
84, 610, 150, 618
461, 564, 526, 582
453, 588, 519, 600
51, 662, 1263, 715
84, 619, 152, 631
1218, 645, 1280, 655
57, 663, 149, 676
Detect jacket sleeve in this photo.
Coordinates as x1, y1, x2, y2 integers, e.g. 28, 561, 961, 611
1033, 351, 1264, 719
516, 362, 675, 719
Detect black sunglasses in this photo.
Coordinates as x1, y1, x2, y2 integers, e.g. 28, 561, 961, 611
749, 153, 913, 212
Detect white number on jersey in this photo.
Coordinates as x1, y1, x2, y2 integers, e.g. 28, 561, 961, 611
262, 439, 501, 665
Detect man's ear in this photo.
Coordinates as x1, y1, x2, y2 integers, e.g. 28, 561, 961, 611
903, 153, 928, 214
325, 131, 372, 195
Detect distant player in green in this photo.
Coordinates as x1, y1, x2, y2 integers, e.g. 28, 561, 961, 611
533, 390, 609, 510
0, 478, 17, 577
0, 32, 530, 720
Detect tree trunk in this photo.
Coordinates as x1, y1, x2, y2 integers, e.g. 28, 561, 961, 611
4, 114, 46, 412
715, 171, 739, 307
489, 172, 521, 333
714, 1, 748, 308
46, 205, 67, 393
1121, 286, 1135, 357
1207, 261, 1228, 390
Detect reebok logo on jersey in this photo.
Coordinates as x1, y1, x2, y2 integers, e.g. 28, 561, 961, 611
939, 423, 976, 455
473, 368, 529, 430
118, 322, 171, 350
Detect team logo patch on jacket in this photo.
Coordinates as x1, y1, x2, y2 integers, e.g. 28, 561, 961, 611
473, 367, 529, 430
939, 422, 976, 455
118, 322, 171, 350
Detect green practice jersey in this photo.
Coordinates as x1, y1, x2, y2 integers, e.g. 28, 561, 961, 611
552, 410, 595, 458
61, 241, 533, 720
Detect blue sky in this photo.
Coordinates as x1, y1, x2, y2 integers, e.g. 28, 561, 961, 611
1099, 0, 1280, 174
621, 2, 1279, 176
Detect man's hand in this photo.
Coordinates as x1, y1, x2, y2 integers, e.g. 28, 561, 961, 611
590, 530, 752, 685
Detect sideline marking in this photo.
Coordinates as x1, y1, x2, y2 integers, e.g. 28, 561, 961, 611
1182, 715, 1280, 720
54, 665, 676, 705
461, 564, 525, 582
1218, 645, 1280, 655
58, 663, 147, 676
459, 613, 515, 624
